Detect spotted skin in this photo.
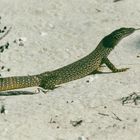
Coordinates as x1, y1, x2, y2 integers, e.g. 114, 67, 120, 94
0, 75, 40, 91
39, 27, 136, 90
0, 27, 137, 92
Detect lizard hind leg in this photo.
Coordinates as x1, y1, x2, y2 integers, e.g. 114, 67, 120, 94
38, 76, 60, 93
38, 71, 61, 93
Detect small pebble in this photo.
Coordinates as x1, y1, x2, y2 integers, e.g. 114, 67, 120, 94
4, 26, 7, 30
1, 66, 4, 69
133, 118, 138, 122
19, 42, 24, 46
70, 120, 83, 127
13, 40, 17, 43
19, 37, 27, 42
13, 37, 27, 45
7, 68, 10, 72
96, 8, 101, 12
40, 32, 47, 36
122, 126, 126, 129
0, 105, 6, 114
78, 136, 86, 140
0, 48, 4, 53
113, 123, 117, 127
86, 76, 94, 83
66, 49, 70, 52
104, 106, 107, 109
98, 126, 101, 129
5, 42, 9, 49
48, 23, 55, 29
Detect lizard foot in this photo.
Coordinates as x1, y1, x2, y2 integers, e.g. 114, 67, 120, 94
36, 87, 49, 94
36, 85, 61, 94
113, 67, 129, 73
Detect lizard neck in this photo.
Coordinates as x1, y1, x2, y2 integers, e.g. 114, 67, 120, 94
90, 41, 114, 59
89, 32, 122, 59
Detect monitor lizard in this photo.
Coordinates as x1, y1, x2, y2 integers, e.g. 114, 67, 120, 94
0, 27, 139, 92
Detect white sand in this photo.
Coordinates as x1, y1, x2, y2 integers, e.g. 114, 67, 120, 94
0, 0, 140, 140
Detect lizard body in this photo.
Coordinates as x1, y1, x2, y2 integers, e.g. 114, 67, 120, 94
0, 27, 138, 92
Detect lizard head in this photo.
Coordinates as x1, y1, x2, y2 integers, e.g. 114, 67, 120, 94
102, 27, 137, 48
111, 27, 135, 39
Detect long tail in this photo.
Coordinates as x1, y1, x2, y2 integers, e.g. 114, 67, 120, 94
0, 75, 40, 92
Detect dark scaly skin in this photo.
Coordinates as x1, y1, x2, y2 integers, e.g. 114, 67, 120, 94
0, 27, 138, 92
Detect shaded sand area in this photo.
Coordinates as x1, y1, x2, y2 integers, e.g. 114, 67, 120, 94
0, 0, 140, 139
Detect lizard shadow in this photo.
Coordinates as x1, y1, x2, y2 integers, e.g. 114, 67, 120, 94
0, 90, 37, 96
90, 71, 113, 75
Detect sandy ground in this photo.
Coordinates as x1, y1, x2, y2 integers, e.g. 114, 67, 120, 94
0, 0, 140, 140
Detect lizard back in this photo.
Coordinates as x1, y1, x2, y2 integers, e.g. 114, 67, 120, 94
39, 42, 113, 89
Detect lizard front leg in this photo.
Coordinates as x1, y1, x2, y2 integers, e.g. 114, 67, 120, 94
102, 57, 129, 73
